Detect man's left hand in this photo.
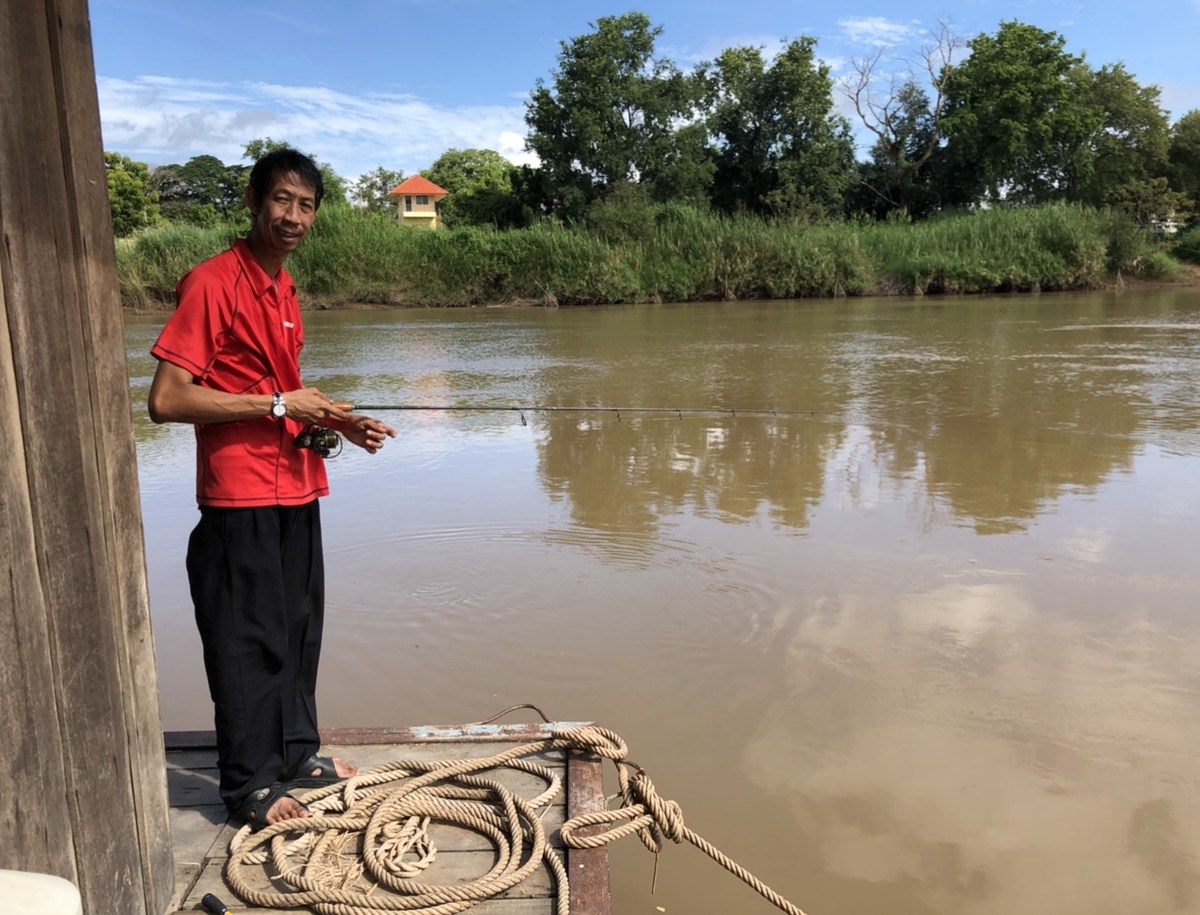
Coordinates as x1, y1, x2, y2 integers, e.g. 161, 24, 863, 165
341, 415, 397, 454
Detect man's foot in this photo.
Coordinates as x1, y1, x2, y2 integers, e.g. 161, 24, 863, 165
237, 783, 310, 831
266, 794, 310, 825
287, 753, 359, 788
322, 756, 358, 779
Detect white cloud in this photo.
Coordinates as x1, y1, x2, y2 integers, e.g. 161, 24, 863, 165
97, 75, 535, 180
838, 16, 922, 49
663, 34, 789, 67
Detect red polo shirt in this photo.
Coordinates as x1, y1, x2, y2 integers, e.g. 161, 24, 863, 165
151, 239, 330, 508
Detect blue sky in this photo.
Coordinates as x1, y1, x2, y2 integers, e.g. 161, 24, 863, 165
91, 0, 1200, 183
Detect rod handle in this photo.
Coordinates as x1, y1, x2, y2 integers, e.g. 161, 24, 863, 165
332, 402, 355, 412
201, 894, 232, 915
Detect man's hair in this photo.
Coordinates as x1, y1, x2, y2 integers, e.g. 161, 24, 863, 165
248, 148, 325, 209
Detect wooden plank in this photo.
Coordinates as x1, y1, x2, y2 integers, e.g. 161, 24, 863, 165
53, 0, 176, 891
175, 893, 552, 915
186, 851, 558, 907
170, 863, 203, 914
46, 7, 174, 900
170, 806, 228, 866
166, 729, 609, 913
0, 2, 171, 912
166, 722, 593, 751
566, 753, 613, 915
168, 764, 222, 807
0, 197, 76, 884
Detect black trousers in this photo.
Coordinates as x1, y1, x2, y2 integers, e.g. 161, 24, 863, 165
186, 501, 325, 813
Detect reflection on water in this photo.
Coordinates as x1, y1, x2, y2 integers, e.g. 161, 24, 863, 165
127, 290, 1200, 915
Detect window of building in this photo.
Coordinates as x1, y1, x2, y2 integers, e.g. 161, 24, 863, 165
404, 196, 413, 212
416, 195, 429, 206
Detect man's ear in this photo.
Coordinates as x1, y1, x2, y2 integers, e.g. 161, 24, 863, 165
245, 184, 259, 214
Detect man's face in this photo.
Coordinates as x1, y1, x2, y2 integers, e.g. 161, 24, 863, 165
248, 170, 318, 256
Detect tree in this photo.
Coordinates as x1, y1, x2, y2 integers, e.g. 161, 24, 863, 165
423, 148, 511, 196
243, 137, 348, 206
1068, 63, 1171, 209
104, 152, 160, 236
937, 24, 1174, 212
841, 24, 962, 218
153, 154, 247, 223
421, 148, 529, 228
1168, 110, 1200, 221
939, 21, 1095, 205
701, 38, 854, 217
524, 12, 707, 218
352, 166, 405, 212
1115, 177, 1192, 227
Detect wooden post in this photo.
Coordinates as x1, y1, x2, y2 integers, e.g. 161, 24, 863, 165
0, 2, 173, 914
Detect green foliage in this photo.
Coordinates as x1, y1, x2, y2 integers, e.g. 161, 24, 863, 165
153, 155, 247, 223
940, 22, 1093, 205
115, 222, 237, 308
118, 200, 1176, 310
423, 148, 511, 194
933, 23, 1174, 215
1168, 110, 1200, 219
422, 149, 527, 228
1173, 224, 1200, 265
1070, 64, 1171, 209
525, 12, 706, 218
702, 38, 853, 217
859, 203, 1165, 292
585, 182, 661, 244
104, 152, 160, 237
1115, 177, 1193, 228
351, 166, 405, 213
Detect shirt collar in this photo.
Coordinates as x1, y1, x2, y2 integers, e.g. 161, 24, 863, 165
232, 238, 296, 298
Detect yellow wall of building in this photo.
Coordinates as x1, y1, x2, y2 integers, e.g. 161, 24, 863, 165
398, 194, 442, 230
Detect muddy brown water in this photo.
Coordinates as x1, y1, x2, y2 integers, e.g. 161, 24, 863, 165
126, 290, 1200, 915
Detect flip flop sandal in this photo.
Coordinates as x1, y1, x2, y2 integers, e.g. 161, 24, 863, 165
236, 783, 306, 832
286, 753, 347, 789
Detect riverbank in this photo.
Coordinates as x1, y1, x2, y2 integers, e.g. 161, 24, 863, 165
117, 203, 1194, 312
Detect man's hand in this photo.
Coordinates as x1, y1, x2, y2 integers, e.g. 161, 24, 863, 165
339, 415, 397, 454
283, 387, 353, 425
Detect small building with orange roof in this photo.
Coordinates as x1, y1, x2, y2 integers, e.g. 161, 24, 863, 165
388, 175, 449, 229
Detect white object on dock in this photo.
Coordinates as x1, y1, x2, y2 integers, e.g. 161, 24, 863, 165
0, 870, 83, 915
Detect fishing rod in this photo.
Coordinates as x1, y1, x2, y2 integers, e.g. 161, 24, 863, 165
296, 402, 831, 457
340, 403, 827, 424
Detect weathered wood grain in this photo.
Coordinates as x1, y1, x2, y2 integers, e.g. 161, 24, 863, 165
0, 2, 171, 912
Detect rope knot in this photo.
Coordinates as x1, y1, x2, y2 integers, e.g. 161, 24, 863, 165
631, 772, 686, 843
554, 725, 629, 762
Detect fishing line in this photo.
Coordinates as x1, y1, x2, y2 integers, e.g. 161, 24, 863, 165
297, 403, 838, 457
342, 403, 829, 426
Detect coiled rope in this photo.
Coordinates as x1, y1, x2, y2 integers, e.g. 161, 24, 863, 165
224, 724, 809, 915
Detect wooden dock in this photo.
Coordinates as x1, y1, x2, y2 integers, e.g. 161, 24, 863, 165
166, 722, 612, 914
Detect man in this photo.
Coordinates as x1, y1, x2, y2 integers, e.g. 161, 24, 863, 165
148, 149, 396, 828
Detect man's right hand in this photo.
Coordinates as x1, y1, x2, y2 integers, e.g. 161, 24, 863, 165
280, 387, 352, 425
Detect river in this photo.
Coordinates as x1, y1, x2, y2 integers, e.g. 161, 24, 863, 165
125, 289, 1200, 915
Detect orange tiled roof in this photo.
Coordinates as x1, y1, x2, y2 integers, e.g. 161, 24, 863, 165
388, 175, 449, 197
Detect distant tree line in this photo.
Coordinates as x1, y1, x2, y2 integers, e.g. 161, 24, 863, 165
104, 13, 1200, 238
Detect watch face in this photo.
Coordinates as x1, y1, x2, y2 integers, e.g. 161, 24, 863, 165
272, 394, 286, 418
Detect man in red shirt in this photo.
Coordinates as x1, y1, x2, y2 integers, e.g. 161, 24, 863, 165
148, 149, 396, 829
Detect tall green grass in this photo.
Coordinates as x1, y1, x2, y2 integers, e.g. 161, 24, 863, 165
117, 202, 1181, 310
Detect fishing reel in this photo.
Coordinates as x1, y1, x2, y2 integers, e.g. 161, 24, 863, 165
294, 425, 342, 458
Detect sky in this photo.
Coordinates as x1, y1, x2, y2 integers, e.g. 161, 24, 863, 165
90, 0, 1200, 184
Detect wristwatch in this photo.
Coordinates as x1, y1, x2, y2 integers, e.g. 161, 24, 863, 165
270, 391, 287, 419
